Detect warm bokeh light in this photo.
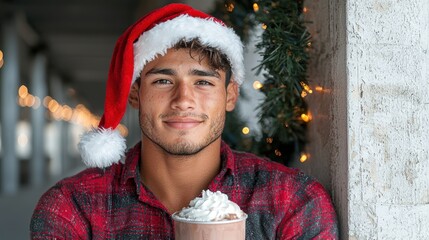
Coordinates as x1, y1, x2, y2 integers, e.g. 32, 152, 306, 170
17, 133, 29, 147
61, 106, 73, 121
253, 3, 259, 12
253, 80, 263, 90
225, 3, 234, 12
301, 113, 312, 122
48, 99, 60, 112
303, 7, 308, 13
0, 50, 3, 69
300, 153, 310, 163
17, 84, 128, 137
24, 95, 36, 107
242, 127, 250, 135
266, 137, 273, 144
275, 149, 282, 156
18, 85, 29, 98
300, 82, 313, 93
262, 23, 267, 30
43, 96, 52, 107
117, 125, 129, 137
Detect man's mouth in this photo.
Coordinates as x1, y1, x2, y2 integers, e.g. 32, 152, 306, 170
162, 113, 207, 130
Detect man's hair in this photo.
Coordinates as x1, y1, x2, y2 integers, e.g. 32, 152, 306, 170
173, 38, 232, 85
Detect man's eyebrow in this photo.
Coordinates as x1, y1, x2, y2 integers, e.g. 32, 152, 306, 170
145, 68, 176, 76
189, 69, 221, 79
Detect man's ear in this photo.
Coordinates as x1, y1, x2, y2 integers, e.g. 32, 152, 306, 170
226, 81, 239, 112
128, 81, 140, 109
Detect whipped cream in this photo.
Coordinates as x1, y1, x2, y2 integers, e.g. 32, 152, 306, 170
175, 190, 244, 222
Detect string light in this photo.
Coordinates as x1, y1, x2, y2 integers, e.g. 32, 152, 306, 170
274, 149, 282, 156
24, 95, 35, 107
18, 85, 29, 98
314, 86, 331, 93
303, 7, 308, 13
253, 80, 263, 90
43, 96, 52, 107
242, 127, 250, 135
300, 82, 313, 93
300, 82, 313, 98
253, 3, 259, 12
48, 99, 60, 112
61, 105, 73, 121
300, 153, 310, 163
225, 3, 234, 12
261, 23, 267, 30
266, 137, 273, 144
0, 50, 3, 69
301, 113, 312, 122
17, 84, 129, 136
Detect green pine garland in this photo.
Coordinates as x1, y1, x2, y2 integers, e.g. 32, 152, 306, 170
214, 0, 311, 164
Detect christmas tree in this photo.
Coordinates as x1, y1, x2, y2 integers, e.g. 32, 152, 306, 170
215, 0, 312, 165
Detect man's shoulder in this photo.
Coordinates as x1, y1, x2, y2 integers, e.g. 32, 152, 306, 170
54, 163, 123, 192
231, 150, 334, 211
232, 150, 298, 175
231, 150, 321, 190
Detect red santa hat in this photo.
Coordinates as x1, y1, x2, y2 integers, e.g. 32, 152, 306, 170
78, 3, 244, 168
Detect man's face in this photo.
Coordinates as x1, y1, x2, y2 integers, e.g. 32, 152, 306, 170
130, 48, 238, 155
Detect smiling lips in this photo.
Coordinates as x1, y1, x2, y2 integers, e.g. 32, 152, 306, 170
163, 117, 204, 130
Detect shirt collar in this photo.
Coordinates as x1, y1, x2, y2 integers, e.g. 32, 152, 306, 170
220, 140, 236, 174
120, 142, 141, 185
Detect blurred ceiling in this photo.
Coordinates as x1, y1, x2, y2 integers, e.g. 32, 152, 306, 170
1, 0, 176, 114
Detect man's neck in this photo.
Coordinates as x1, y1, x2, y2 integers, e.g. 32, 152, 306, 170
139, 138, 222, 214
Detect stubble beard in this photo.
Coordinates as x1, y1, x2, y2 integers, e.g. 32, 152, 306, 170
139, 111, 225, 156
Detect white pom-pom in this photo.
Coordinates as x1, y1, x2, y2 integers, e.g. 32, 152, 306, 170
78, 128, 127, 168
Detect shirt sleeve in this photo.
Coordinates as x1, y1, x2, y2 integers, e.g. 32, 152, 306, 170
277, 178, 339, 240
30, 184, 90, 239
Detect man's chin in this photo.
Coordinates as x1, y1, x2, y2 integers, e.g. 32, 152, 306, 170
159, 142, 204, 156
155, 136, 221, 156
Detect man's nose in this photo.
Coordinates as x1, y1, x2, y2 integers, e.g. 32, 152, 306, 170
170, 82, 195, 111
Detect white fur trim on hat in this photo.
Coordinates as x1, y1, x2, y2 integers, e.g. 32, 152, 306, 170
133, 14, 244, 85
78, 128, 126, 168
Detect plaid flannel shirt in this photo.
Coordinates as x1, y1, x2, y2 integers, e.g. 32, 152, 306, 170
31, 142, 338, 239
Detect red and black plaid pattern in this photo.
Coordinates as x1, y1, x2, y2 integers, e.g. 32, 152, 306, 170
31, 142, 338, 239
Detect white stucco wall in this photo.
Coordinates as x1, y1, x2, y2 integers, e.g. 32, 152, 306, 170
347, 0, 429, 238
300, 0, 429, 239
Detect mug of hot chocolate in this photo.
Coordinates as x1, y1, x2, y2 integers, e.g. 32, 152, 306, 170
172, 190, 247, 240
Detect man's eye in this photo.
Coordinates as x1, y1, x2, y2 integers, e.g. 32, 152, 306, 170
153, 79, 172, 85
196, 80, 214, 86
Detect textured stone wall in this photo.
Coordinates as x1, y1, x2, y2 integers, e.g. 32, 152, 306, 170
347, 0, 429, 238
297, 0, 429, 239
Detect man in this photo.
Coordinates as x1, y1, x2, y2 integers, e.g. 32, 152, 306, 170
31, 3, 338, 239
